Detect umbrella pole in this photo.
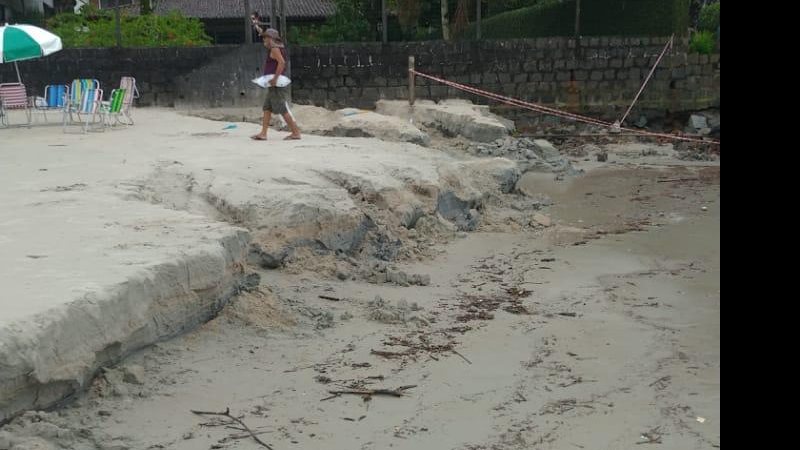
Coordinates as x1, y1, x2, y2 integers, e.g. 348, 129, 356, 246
14, 61, 22, 83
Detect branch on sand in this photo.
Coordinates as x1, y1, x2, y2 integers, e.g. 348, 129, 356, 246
191, 408, 274, 449
322, 385, 417, 401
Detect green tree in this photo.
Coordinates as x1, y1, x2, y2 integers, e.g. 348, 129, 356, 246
140, 0, 153, 15
317, 0, 373, 42
54, 0, 77, 14
440, 0, 450, 40
489, 0, 542, 16
46, 6, 212, 48
452, 0, 470, 39
689, 30, 715, 54
698, 2, 719, 32
395, 0, 423, 39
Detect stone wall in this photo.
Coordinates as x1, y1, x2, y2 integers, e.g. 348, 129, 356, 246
0, 47, 234, 107
1, 38, 720, 115
288, 38, 719, 114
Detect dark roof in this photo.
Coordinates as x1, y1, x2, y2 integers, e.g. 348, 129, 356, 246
156, 0, 336, 20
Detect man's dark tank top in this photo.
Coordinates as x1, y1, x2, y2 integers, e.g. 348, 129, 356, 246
263, 47, 288, 75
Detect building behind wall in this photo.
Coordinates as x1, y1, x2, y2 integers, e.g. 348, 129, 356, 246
1, 0, 55, 21
154, 0, 335, 44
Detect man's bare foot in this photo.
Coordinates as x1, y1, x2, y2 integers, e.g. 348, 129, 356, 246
251, 134, 268, 141
284, 134, 301, 141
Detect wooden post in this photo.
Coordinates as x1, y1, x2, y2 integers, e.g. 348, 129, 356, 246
441, 0, 450, 41
476, 0, 482, 40
244, 0, 252, 43
114, 0, 122, 48
271, 0, 278, 30
280, 0, 287, 36
409, 56, 416, 106
382, 0, 388, 44
574, 0, 581, 40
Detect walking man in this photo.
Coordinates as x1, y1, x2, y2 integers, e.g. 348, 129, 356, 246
250, 27, 301, 141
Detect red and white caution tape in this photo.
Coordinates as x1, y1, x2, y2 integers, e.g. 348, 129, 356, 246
409, 69, 720, 146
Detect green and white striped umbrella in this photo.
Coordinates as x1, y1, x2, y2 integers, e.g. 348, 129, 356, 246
1, 24, 63, 64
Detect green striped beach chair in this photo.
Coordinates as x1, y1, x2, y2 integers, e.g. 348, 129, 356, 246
100, 89, 127, 129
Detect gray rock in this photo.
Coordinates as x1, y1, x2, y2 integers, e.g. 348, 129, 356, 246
9, 438, 58, 450
566, 146, 588, 157
689, 114, 708, 130
121, 365, 145, 385
532, 140, 562, 161
396, 271, 409, 287
411, 274, 431, 286
398, 206, 425, 229
585, 144, 602, 155
437, 191, 480, 232
237, 272, 261, 293
247, 244, 287, 270
510, 197, 545, 211
532, 213, 553, 227
0, 431, 13, 449
371, 271, 388, 284
466, 209, 482, 231
521, 160, 558, 173
493, 166, 522, 194
111, 384, 129, 397
366, 295, 423, 324
100, 440, 130, 450
315, 311, 335, 330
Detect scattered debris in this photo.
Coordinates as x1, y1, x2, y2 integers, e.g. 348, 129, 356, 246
366, 296, 426, 325
506, 287, 533, 298
191, 408, 273, 449
366, 267, 432, 287
371, 349, 413, 359
41, 183, 88, 193
467, 137, 576, 174
322, 385, 417, 401
452, 349, 473, 365
649, 376, 672, 391
638, 428, 663, 445
540, 399, 596, 415
503, 304, 532, 315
